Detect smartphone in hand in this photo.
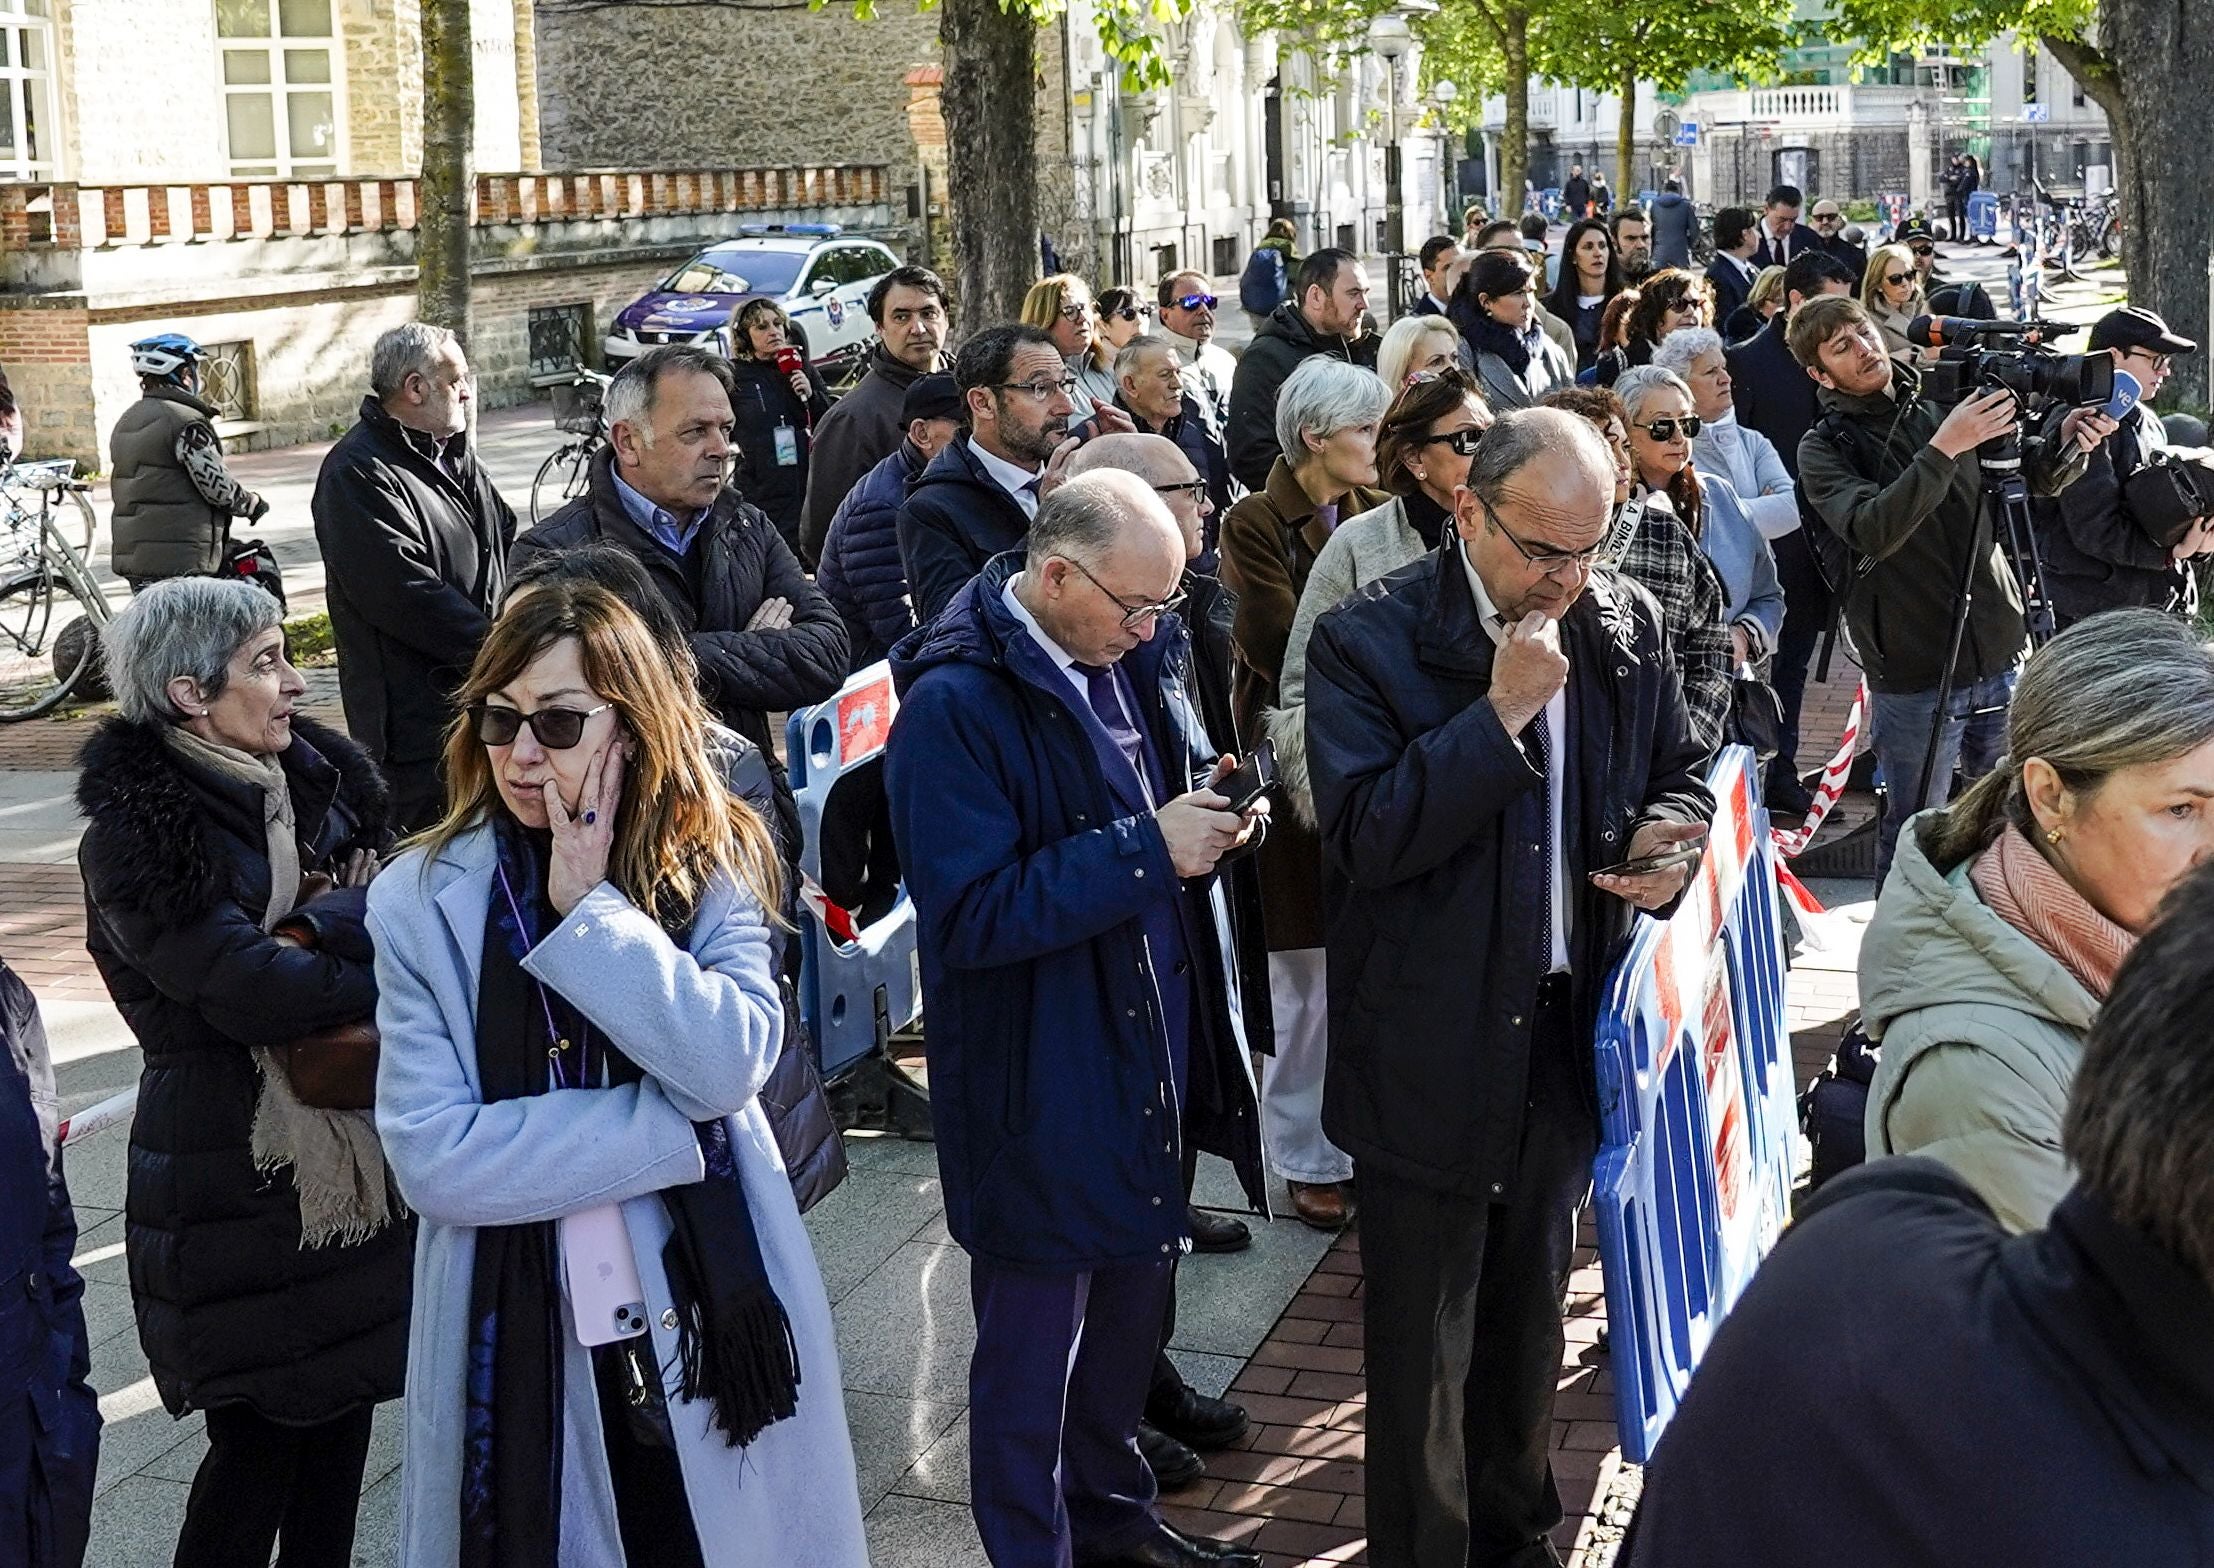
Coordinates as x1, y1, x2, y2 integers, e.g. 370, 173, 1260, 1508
1214, 740, 1276, 815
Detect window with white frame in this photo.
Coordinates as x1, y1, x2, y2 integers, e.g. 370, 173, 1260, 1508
215, 0, 342, 178
0, 0, 57, 182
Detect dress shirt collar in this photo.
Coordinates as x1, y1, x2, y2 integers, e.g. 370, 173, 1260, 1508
970, 437, 1046, 517
1001, 576, 1083, 682
610, 469, 704, 556
1461, 539, 1510, 647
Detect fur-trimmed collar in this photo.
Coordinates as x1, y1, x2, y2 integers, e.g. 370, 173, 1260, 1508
76, 713, 389, 919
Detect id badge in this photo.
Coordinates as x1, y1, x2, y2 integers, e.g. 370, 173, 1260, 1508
773, 422, 801, 467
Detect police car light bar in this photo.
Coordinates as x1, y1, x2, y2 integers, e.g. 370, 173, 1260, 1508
738, 222, 844, 237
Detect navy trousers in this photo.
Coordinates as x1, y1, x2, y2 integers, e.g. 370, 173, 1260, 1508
968, 1255, 1176, 1568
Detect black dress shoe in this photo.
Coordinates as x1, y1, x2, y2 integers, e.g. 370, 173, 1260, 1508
1186, 1204, 1251, 1253
1135, 1422, 1204, 1489
1144, 1382, 1250, 1450
1083, 1519, 1262, 1567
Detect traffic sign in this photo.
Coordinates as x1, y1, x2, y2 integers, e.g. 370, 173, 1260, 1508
2023, 103, 2051, 123
1654, 108, 1682, 144
1675, 122, 1701, 148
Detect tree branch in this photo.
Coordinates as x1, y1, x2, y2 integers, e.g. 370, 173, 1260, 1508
2038, 30, 2125, 118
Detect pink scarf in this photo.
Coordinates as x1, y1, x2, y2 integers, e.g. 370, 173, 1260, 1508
1968, 825, 2136, 1000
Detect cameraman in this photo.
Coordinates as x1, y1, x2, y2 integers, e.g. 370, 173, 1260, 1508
2037, 307, 2214, 625
1791, 296, 2111, 880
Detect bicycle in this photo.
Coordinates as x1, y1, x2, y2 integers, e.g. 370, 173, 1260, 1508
1, 456, 97, 556
531, 366, 611, 524
0, 457, 111, 721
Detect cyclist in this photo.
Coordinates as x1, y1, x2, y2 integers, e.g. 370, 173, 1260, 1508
108, 333, 268, 591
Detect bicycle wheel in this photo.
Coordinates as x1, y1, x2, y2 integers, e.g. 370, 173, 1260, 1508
59, 487, 96, 555
0, 565, 102, 721
531, 442, 594, 524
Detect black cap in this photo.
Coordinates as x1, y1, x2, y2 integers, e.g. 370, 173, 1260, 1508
901, 373, 963, 424
1894, 216, 1937, 246
2089, 305, 2198, 357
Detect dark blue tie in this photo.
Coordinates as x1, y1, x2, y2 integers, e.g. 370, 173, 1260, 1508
1077, 662, 1145, 778
1525, 709, 1554, 969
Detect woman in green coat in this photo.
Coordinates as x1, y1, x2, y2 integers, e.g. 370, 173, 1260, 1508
1860, 610, 2214, 1231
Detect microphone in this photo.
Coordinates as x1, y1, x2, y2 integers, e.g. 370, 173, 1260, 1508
1905, 314, 2039, 348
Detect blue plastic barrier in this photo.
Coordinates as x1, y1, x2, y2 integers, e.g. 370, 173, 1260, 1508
1589, 745, 1798, 1463
785, 661, 924, 1081
1966, 190, 2000, 242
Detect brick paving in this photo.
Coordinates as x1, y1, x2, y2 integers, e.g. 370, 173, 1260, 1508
0, 862, 102, 1002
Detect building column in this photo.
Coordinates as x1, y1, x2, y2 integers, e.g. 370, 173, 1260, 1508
1907, 99, 1934, 212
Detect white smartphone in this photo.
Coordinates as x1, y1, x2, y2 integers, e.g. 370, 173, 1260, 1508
559, 1202, 650, 1346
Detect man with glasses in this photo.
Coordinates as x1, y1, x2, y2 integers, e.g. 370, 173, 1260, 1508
1156, 269, 1239, 431
1303, 406, 1713, 1568
1808, 199, 1866, 279
1113, 335, 1239, 527
1895, 215, 1996, 320
1790, 296, 2108, 881
2038, 307, 2214, 624
888, 470, 1268, 1568
898, 323, 1081, 625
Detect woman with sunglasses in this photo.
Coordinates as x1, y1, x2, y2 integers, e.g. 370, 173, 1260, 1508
370, 581, 867, 1567
1862, 242, 1933, 365
1096, 286, 1151, 352
1219, 356, 1390, 1232
1543, 385, 1737, 751
1449, 247, 1575, 411
1023, 273, 1121, 411
1586, 268, 1713, 388
1268, 369, 1493, 824
1543, 217, 1625, 372
1617, 366, 1784, 675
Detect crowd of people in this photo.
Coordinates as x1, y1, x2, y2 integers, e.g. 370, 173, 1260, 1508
9, 173, 2214, 1568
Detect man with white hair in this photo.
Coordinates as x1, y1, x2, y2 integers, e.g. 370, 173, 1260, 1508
888, 469, 1267, 1568
313, 321, 515, 829
1305, 406, 1713, 1567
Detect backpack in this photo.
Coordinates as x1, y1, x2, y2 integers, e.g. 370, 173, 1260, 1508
1240, 244, 1289, 315
1799, 1014, 1881, 1192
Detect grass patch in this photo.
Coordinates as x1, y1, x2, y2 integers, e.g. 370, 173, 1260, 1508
285, 609, 338, 667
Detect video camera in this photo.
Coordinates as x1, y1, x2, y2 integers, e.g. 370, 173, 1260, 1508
1911, 315, 2115, 412
2123, 450, 2214, 551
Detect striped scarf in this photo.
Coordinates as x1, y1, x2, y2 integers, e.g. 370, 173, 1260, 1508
1969, 825, 2137, 1000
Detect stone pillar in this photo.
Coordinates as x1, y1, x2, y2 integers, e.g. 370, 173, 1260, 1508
1907, 99, 1933, 213
512, 0, 542, 171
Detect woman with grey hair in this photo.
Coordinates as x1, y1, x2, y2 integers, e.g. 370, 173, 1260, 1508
1218, 355, 1390, 1231
1653, 327, 1803, 546
75, 576, 408, 1567
1861, 609, 2214, 1232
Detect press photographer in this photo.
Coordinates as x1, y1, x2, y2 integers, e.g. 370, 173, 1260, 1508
2035, 307, 2214, 625
1791, 296, 2112, 881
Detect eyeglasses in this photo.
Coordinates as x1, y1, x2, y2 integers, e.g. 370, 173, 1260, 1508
471, 702, 614, 750
997, 377, 1079, 402
1477, 494, 1605, 576
1153, 478, 1212, 497
1060, 554, 1188, 629
1885, 271, 1915, 287
1170, 292, 1218, 311
1634, 415, 1703, 441
1059, 303, 1093, 322
1909, 245, 1935, 259
2126, 350, 2173, 373
1418, 428, 1487, 457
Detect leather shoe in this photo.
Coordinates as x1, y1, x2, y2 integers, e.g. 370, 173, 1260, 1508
1135, 1422, 1204, 1490
1287, 1179, 1352, 1231
1145, 1381, 1249, 1450
1083, 1520, 1261, 1567
1186, 1204, 1250, 1253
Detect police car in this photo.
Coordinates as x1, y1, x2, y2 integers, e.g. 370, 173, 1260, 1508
602, 224, 901, 374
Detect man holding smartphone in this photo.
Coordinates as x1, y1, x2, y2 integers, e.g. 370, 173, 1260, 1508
888, 471, 1269, 1568
1304, 407, 1713, 1568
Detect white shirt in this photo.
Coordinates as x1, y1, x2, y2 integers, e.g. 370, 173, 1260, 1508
1001, 578, 1155, 806
1719, 250, 1757, 286
971, 439, 1046, 521
1462, 544, 1571, 974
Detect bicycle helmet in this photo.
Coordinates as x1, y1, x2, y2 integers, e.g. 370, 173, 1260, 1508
129, 332, 206, 386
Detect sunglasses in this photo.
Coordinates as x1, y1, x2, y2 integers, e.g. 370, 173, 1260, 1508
1885, 271, 1915, 287
1419, 428, 1487, 457
1171, 292, 1218, 311
471, 702, 614, 750
1812, 211, 1842, 223
1105, 306, 1145, 323
1635, 415, 1703, 441
1910, 245, 1935, 258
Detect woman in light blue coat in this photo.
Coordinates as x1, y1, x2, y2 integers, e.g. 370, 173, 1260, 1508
1618, 365, 1786, 663
369, 579, 866, 1568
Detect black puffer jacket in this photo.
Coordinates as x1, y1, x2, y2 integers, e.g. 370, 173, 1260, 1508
896, 436, 1034, 627
511, 449, 849, 847
75, 716, 411, 1423
727, 355, 832, 556
1225, 302, 1380, 491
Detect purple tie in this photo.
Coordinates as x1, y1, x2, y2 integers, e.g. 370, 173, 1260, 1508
1076, 662, 1145, 778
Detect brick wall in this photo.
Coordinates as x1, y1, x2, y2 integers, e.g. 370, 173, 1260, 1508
0, 304, 95, 457
533, 3, 940, 226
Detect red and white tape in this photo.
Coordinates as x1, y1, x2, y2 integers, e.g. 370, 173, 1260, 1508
58, 1086, 137, 1148
1770, 677, 1868, 861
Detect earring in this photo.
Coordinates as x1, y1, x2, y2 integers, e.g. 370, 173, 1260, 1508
2046, 827, 2064, 845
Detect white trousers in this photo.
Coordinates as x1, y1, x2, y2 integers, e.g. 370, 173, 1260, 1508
1261, 947, 1353, 1184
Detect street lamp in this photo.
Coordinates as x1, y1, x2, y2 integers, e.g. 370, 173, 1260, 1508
1370, 11, 1413, 318
1432, 78, 1460, 238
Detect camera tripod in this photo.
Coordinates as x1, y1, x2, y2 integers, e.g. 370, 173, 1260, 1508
1912, 434, 2060, 812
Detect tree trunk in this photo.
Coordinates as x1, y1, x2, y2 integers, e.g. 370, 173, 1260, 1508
2063, 0, 2214, 409
418, 0, 474, 345
1500, 12, 1528, 213
941, 0, 1038, 335
1616, 59, 1638, 196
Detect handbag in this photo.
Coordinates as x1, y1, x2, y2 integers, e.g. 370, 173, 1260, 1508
1728, 671, 1785, 760
759, 976, 848, 1214
274, 1020, 379, 1110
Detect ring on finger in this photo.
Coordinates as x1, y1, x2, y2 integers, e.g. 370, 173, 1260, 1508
583, 809, 598, 826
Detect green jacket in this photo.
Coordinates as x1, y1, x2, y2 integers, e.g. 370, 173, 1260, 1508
1797, 362, 2082, 694
1859, 813, 2095, 1232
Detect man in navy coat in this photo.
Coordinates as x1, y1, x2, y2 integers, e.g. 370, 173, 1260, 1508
887, 471, 1268, 1568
